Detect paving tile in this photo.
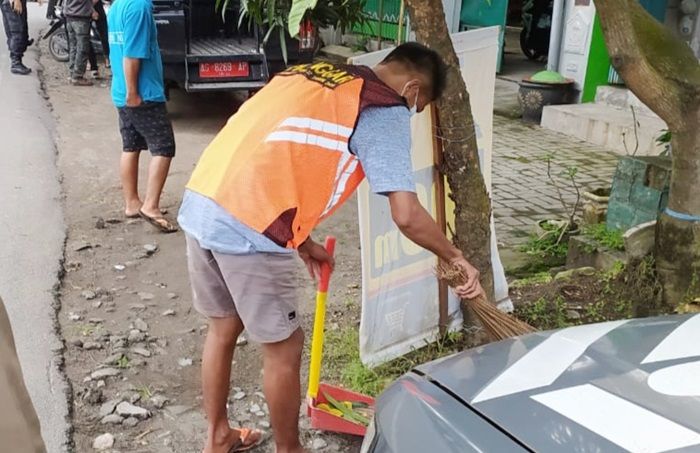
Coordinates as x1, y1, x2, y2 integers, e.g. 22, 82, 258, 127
492, 116, 618, 248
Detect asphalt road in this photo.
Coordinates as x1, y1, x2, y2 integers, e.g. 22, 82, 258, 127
0, 4, 70, 451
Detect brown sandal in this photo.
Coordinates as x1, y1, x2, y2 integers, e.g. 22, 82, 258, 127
228, 428, 265, 452
126, 208, 168, 219
139, 210, 178, 233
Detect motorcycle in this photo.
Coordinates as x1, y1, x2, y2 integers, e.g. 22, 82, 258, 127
42, 4, 108, 63
520, 0, 553, 61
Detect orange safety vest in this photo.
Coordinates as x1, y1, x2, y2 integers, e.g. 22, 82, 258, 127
186, 62, 407, 249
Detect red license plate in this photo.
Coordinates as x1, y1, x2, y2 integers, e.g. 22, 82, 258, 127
199, 61, 249, 78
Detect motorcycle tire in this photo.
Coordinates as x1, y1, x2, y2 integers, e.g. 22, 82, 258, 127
519, 27, 544, 61
48, 29, 70, 62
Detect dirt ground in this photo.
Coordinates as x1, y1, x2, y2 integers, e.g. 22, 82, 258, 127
40, 46, 364, 451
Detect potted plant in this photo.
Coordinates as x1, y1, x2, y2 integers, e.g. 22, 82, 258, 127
535, 154, 582, 244
218, 0, 368, 68
518, 70, 576, 123
582, 187, 611, 225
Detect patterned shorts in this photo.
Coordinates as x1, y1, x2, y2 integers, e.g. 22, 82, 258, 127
117, 102, 176, 157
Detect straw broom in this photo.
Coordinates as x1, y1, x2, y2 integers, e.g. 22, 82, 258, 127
437, 263, 537, 341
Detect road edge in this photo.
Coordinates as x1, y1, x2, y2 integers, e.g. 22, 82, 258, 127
34, 37, 75, 453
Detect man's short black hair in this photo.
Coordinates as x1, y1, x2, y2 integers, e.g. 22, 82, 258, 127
381, 42, 448, 100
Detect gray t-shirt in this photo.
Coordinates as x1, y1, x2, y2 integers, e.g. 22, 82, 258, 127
178, 105, 415, 254
64, 0, 93, 18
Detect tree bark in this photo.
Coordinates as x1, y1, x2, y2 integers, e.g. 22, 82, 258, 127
404, 1, 495, 316
596, 0, 700, 305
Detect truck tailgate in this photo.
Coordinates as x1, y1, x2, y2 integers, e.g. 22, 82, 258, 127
186, 37, 268, 92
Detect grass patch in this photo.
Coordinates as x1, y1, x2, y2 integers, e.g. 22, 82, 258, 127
135, 384, 153, 400
519, 221, 574, 272
505, 259, 558, 279
323, 327, 467, 397
520, 232, 569, 260
604, 260, 626, 281
514, 296, 572, 330
582, 224, 625, 251
115, 355, 130, 369
615, 256, 664, 317
72, 323, 100, 337
511, 259, 665, 330
582, 297, 633, 323
510, 271, 553, 288
514, 291, 635, 330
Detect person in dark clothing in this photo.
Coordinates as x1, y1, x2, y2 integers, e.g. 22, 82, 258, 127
1, 0, 31, 75
64, 0, 95, 85
86, 0, 109, 78
45, 0, 56, 20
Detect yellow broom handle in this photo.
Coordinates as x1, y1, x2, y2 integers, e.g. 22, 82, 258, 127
307, 236, 336, 400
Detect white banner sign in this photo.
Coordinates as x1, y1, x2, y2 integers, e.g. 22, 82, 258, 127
352, 27, 510, 367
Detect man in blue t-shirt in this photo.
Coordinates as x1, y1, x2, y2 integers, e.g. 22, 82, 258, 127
108, 0, 177, 233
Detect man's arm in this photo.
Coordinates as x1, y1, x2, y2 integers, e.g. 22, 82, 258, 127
389, 191, 460, 262
388, 191, 483, 299
124, 58, 142, 107
350, 106, 483, 298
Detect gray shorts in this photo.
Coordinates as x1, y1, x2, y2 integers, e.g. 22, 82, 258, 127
185, 235, 300, 343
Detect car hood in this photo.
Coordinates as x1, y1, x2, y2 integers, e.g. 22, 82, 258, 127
417, 314, 700, 452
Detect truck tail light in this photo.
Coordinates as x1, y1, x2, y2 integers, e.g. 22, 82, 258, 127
299, 19, 316, 51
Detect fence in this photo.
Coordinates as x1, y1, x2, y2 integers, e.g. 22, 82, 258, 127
355, 0, 408, 41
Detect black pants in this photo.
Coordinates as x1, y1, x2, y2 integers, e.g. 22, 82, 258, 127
0, 0, 29, 59
87, 0, 109, 70
46, 0, 56, 19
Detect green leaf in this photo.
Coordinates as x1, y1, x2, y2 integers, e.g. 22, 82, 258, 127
268, 0, 276, 26
279, 26, 288, 65
215, 0, 228, 15
323, 391, 370, 426
237, 0, 253, 29
220, 0, 229, 22
288, 0, 318, 37
263, 23, 276, 43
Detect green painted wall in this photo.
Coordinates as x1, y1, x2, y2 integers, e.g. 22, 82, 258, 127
355, 0, 405, 41
460, 0, 508, 28
460, 0, 508, 71
581, 1, 668, 102
581, 16, 611, 103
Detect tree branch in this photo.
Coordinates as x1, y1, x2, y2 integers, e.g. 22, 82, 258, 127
595, 0, 700, 128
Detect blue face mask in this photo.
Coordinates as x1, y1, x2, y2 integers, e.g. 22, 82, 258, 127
409, 91, 419, 117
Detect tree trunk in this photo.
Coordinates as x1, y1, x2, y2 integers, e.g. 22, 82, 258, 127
656, 115, 700, 304
596, 0, 700, 306
404, 1, 495, 317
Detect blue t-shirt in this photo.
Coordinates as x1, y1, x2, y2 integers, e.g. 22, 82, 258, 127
107, 0, 166, 107
178, 106, 415, 255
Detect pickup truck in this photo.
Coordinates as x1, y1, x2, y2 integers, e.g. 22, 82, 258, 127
153, 0, 314, 93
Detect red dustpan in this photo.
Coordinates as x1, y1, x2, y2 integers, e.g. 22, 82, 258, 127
306, 236, 374, 436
